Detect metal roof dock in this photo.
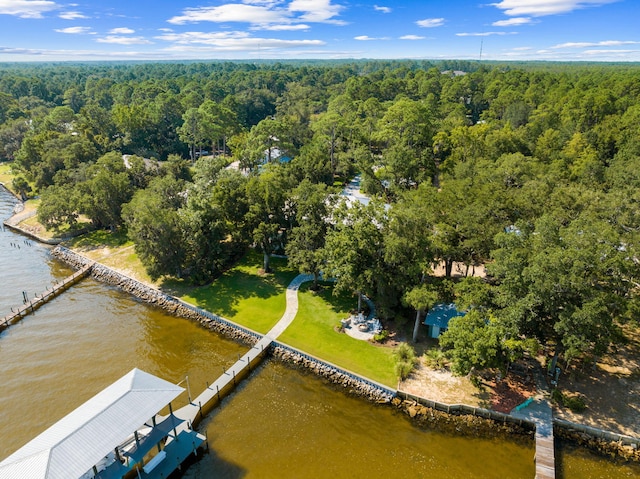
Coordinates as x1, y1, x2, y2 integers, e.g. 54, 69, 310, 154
0, 368, 206, 479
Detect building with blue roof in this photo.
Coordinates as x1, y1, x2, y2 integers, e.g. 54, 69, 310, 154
423, 303, 466, 339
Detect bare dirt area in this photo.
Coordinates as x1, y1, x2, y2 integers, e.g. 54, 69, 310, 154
552, 325, 640, 438
399, 324, 640, 438
399, 361, 489, 407
399, 358, 536, 414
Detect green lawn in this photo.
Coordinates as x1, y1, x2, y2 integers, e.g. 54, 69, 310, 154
179, 251, 298, 334
278, 282, 397, 387
0, 163, 16, 192
67, 229, 131, 249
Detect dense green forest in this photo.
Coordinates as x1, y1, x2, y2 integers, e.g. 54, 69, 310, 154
1, 60, 639, 375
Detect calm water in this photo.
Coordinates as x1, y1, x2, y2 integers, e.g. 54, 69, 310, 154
0, 187, 637, 478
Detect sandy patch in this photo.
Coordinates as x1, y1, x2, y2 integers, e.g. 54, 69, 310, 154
399, 358, 490, 407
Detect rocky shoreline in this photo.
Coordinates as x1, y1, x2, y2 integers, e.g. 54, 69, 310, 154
50, 246, 394, 403
51, 246, 260, 347
272, 345, 395, 403
392, 396, 535, 440
555, 425, 640, 462
49, 245, 640, 462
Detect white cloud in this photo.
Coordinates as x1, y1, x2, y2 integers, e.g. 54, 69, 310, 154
110, 27, 135, 34
54, 26, 91, 34
168, 0, 345, 27
156, 30, 325, 51
0, 0, 58, 18
354, 35, 389, 41
59, 10, 87, 20
491, 0, 617, 17
254, 23, 310, 31
400, 35, 425, 40
289, 0, 344, 24
416, 18, 444, 28
583, 49, 638, 55
552, 40, 640, 48
96, 35, 153, 45
492, 17, 533, 26
456, 31, 517, 37
374, 5, 391, 13
168, 4, 287, 25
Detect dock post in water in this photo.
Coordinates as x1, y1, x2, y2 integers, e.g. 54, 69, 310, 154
0, 262, 94, 330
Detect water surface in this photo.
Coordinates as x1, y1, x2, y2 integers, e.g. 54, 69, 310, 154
0, 187, 636, 478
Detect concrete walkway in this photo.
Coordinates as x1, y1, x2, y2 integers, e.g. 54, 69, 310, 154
264, 273, 312, 340
174, 273, 312, 427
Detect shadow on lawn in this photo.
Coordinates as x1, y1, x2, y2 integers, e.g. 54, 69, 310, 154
184, 265, 296, 319
194, 271, 282, 317
300, 281, 355, 316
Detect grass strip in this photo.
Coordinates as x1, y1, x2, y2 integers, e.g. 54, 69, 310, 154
278, 282, 397, 387
179, 251, 298, 334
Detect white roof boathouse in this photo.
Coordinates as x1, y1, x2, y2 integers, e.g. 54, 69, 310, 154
0, 368, 206, 479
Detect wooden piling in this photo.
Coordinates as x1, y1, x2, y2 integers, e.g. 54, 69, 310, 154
0, 262, 94, 330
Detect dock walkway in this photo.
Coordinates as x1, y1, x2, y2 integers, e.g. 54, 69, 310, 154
174, 274, 312, 427
512, 397, 555, 479
0, 262, 94, 331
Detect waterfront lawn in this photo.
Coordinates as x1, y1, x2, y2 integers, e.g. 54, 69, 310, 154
279, 282, 397, 387
0, 163, 14, 189
179, 251, 298, 334
67, 230, 155, 285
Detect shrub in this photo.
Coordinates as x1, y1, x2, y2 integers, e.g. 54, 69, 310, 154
564, 395, 586, 412
551, 388, 586, 412
373, 329, 389, 342
393, 343, 417, 363
423, 348, 447, 370
395, 361, 414, 381
393, 343, 417, 380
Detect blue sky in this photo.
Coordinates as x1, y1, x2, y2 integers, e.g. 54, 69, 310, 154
0, 0, 638, 62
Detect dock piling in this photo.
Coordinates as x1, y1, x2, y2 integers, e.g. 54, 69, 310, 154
1, 263, 93, 331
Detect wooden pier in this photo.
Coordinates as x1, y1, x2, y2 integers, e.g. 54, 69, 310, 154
535, 427, 556, 479
175, 335, 272, 428
512, 397, 555, 479
174, 274, 311, 428
0, 262, 94, 331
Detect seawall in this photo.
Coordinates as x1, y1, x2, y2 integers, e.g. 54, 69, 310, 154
50, 246, 393, 403
50, 246, 640, 461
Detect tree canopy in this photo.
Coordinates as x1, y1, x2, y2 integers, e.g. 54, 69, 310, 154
3, 60, 640, 372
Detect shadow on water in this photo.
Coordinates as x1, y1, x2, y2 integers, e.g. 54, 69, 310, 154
555, 439, 640, 478
179, 449, 247, 479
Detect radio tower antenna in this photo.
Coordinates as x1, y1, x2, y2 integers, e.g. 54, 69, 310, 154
479, 38, 483, 61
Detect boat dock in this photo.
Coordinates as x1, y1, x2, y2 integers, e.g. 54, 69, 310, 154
512, 397, 555, 479
175, 273, 311, 427
0, 368, 206, 479
0, 262, 94, 331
